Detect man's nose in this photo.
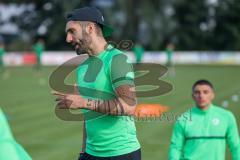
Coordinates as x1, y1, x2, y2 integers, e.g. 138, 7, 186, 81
66, 33, 73, 43
199, 92, 204, 98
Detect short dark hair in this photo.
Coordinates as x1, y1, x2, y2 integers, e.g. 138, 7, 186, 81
192, 79, 214, 91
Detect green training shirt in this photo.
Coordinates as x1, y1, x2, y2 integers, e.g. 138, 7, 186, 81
133, 44, 144, 63
0, 108, 32, 160
33, 43, 44, 58
0, 48, 4, 57
76, 45, 140, 157
0, 48, 4, 66
169, 104, 240, 160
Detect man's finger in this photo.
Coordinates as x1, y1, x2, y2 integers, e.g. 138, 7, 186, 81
57, 100, 68, 109
52, 91, 66, 96
55, 97, 63, 101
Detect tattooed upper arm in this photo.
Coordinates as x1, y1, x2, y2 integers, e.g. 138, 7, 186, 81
115, 85, 137, 106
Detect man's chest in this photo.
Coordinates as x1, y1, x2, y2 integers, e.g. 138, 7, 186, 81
184, 114, 228, 137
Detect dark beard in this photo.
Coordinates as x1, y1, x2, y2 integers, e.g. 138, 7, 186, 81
75, 30, 92, 55
75, 39, 88, 55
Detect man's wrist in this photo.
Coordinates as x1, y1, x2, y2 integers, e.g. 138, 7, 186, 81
84, 99, 94, 110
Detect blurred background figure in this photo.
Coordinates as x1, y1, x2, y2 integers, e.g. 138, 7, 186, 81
0, 108, 32, 160
32, 38, 45, 72
0, 39, 5, 73
133, 42, 144, 64
169, 80, 240, 160
165, 42, 175, 77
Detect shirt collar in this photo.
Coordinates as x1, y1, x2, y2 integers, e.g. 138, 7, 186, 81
194, 104, 214, 114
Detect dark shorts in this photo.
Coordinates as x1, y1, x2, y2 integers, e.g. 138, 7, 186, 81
78, 149, 141, 160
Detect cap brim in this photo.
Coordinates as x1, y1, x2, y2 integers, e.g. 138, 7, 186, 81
102, 25, 114, 37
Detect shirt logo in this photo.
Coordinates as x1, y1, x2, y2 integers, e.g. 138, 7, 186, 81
212, 118, 220, 126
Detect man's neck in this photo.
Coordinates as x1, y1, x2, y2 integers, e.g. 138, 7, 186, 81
89, 38, 107, 56
197, 104, 212, 110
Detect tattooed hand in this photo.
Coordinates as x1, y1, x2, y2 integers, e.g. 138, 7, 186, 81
52, 84, 87, 109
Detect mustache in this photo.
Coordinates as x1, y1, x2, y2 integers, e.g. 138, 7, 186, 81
71, 39, 86, 49
71, 42, 80, 47
72, 40, 87, 55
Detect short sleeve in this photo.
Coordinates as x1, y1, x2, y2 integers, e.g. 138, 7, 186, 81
110, 53, 135, 89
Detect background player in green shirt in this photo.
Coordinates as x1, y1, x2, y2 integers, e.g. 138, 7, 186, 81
165, 42, 175, 77
0, 108, 32, 160
33, 38, 45, 71
53, 7, 141, 160
169, 79, 240, 160
132, 43, 144, 64
0, 42, 5, 73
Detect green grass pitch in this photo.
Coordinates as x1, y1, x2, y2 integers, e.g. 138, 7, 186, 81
0, 65, 239, 160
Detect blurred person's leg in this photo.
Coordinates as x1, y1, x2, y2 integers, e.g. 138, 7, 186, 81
0, 57, 4, 73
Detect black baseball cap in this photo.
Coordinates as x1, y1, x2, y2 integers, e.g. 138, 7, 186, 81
66, 7, 113, 37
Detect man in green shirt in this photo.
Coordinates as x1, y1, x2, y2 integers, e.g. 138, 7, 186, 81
165, 42, 175, 77
53, 7, 141, 160
0, 42, 5, 73
0, 108, 32, 160
169, 79, 240, 160
33, 39, 45, 71
132, 43, 144, 64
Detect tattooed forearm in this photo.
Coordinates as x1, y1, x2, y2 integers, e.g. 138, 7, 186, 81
84, 85, 136, 115
86, 99, 124, 115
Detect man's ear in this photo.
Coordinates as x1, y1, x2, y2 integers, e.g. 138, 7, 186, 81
86, 23, 94, 34
191, 93, 195, 101
211, 92, 215, 100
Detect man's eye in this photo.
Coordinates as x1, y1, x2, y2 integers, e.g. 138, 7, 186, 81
194, 91, 199, 94
67, 30, 74, 34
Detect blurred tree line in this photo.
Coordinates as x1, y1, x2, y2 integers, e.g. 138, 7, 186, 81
0, 0, 239, 51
